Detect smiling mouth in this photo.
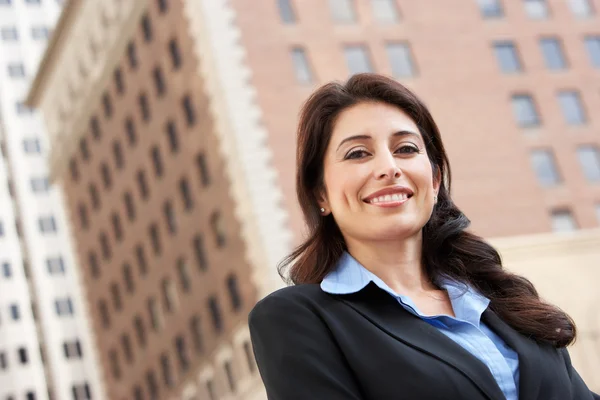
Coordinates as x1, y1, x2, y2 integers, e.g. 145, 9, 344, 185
364, 193, 412, 206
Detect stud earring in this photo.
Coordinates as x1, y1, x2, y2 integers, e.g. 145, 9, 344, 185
433, 195, 438, 203
320, 207, 325, 213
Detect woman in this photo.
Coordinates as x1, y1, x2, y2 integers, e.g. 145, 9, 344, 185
248, 74, 598, 400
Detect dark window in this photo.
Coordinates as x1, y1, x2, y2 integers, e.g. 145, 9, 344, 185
26, 393, 35, 400
88, 250, 100, 278
493, 41, 522, 73
134, 315, 147, 347
112, 140, 124, 169
386, 42, 417, 78
99, 232, 111, 260
557, 90, 587, 125
90, 116, 101, 140
211, 211, 226, 247
114, 212, 125, 243
133, 386, 144, 400
157, 0, 168, 13
577, 145, 600, 182
196, 152, 211, 187
148, 298, 163, 331
78, 203, 89, 230
121, 334, 134, 363
540, 37, 567, 70
290, 47, 314, 84
2, 262, 11, 278
38, 216, 58, 234
114, 67, 125, 94
98, 300, 110, 328
227, 274, 242, 311
135, 244, 148, 275
79, 137, 90, 160
151, 146, 164, 177
190, 315, 203, 353
344, 45, 373, 74
102, 92, 113, 118
124, 192, 136, 221
122, 263, 135, 293
146, 370, 159, 400
100, 163, 112, 189
168, 38, 181, 69
193, 234, 208, 271
224, 360, 236, 392
10, 304, 20, 320
137, 170, 149, 200
89, 183, 100, 209
47, 257, 66, 275
478, 0, 504, 17
179, 177, 194, 210
18, 347, 28, 364
149, 223, 161, 255
160, 353, 175, 387
138, 93, 151, 122
166, 120, 179, 153
125, 117, 138, 146
141, 14, 153, 42
31, 177, 50, 193
511, 94, 540, 127
152, 66, 166, 96
162, 279, 178, 313
110, 282, 122, 311
109, 349, 121, 379
585, 36, 600, 68
163, 201, 177, 234
63, 340, 83, 359
69, 158, 79, 181
0, 352, 7, 369
177, 258, 191, 292
243, 340, 256, 373
175, 335, 190, 371
208, 296, 223, 332
530, 149, 561, 186
182, 95, 196, 127
278, 0, 296, 23
127, 42, 138, 69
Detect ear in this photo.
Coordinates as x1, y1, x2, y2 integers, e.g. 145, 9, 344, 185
433, 168, 442, 195
315, 186, 330, 214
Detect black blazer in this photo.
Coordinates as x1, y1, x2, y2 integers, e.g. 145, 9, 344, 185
249, 283, 598, 400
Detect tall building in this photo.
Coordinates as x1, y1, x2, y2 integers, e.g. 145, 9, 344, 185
0, 0, 105, 400
27, 0, 600, 398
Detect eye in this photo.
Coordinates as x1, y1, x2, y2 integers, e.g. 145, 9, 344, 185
345, 149, 370, 160
395, 145, 419, 154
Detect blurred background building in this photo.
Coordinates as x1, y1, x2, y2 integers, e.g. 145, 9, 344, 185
0, 1, 105, 400
23, 0, 600, 398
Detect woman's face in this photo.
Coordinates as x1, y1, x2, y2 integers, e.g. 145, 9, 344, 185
319, 101, 439, 244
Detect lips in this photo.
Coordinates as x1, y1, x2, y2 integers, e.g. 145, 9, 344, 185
363, 186, 414, 204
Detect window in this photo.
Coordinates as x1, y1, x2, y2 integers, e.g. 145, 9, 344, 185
46, 257, 65, 275
208, 296, 223, 332
2, 262, 11, 278
141, 14, 153, 42
584, 36, 600, 68
175, 335, 189, 371
193, 234, 208, 270
148, 298, 163, 331
7, 63, 25, 77
98, 300, 110, 328
190, 316, 203, 353
38, 216, 57, 233
0, 222, 4, 237
102, 92, 113, 118
386, 42, 416, 78
124, 192, 136, 221
329, 0, 356, 22
23, 138, 42, 153
511, 94, 540, 127
18, 347, 28, 364
540, 38, 567, 70
138, 93, 151, 122
152, 67, 166, 96
125, 117, 138, 146
227, 275, 242, 311
569, 0, 594, 16
16, 102, 33, 114
493, 41, 522, 73
10, 304, 20, 320
151, 146, 164, 177
80, 137, 90, 160
182, 95, 196, 127
344, 45, 373, 74
121, 334, 133, 363
69, 158, 79, 181
72, 383, 92, 400
137, 170, 149, 200
101, 163, 112, 189
243, 340, 256, 373
157, 0, 168, 13
290, 48, 314, 84
371, 0, 400, 23
206, 380, 216, 400
112, 212, 123, 241
557, 91, 586, 125
278, 0, 296, 23
149, 223, 161, 255
112, 140, 124, 169
211, 211, 226, 247
114, 67, 125, 94
146, 370, 159, 399
168, 38, 182, 69
179, 177, 194, 210
78, 203, 89, 229
135, 244, 148, 275
165, 120, 179, 153
0, 352, 6, 369
89, 183, 100, 209
523, 0, 549, 18
127, 42, 138, 69
551, 210, 577, 232
31, 26, 50, 39
224, 360, 236, 392
134, 315, 147, 347
91, 117, 101, 141
26, 393, 35, 400
88, 251, 100, 278
110, 282, 123, 311
160, 353, 175, 387
530, 149, 561, 186
164, 201, 177, 234
478, 0, 504, 17
25, 0, 41, 4
100, 232, 111, 260
133, 386, 144, 400
196, 152, 211, 187
122, 263, 135, 293
63, 340, 83, 359
177, 258, 191, 292
577, 145, 600, 182
162, 279, 178, 313
109, 350, 121, 379
1, 27, 18, 41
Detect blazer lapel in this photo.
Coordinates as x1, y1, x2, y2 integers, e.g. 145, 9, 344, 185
482, 310, 543, 400
338, 284, 506, 400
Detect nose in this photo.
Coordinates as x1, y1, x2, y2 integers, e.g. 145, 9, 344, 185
374, 152, 401, 180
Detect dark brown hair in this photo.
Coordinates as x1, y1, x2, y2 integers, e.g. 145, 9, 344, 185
279, 73, 575, 347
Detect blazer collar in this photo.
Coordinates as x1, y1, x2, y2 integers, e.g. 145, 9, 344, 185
338, 283, 507, 400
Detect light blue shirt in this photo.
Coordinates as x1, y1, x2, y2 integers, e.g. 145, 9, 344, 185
321, 252, 520, 400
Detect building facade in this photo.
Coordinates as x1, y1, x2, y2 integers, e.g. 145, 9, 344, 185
27, 0, 600, 398
0, 0, 105, 400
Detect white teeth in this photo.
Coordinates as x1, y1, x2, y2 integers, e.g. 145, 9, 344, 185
384, 195, 391, 202
369, 193, 408, 203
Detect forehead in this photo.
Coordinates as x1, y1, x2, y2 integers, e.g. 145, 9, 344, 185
331, 101, 421, 143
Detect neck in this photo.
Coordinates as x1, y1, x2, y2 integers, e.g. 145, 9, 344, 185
345, 232, 436, 295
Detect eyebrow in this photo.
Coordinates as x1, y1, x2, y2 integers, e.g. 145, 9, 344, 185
336, 130, 421, 151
